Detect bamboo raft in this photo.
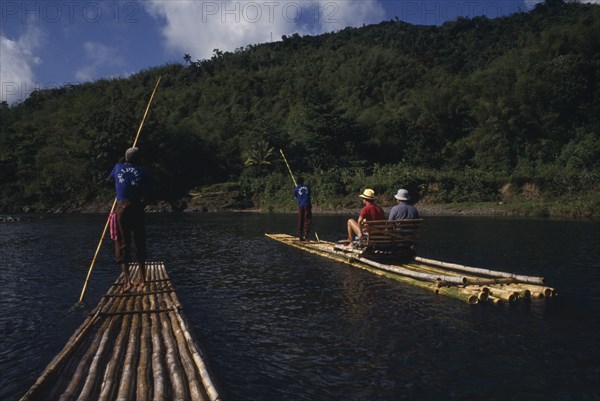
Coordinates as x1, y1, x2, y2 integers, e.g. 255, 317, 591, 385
20, 262, 220, 401
266, 234, 557, 305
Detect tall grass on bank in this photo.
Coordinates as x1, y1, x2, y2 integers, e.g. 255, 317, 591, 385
193, 163, 599, 218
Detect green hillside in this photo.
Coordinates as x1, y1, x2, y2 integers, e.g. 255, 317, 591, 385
1, 0, 599, 217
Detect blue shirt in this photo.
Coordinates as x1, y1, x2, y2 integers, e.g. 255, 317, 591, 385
108, 162, 148, 201
294, 184, 312, 207
389, 203, 419, 220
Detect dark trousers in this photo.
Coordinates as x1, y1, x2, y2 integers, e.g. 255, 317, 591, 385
115, 200, 146, 265
297, 206, 312, 239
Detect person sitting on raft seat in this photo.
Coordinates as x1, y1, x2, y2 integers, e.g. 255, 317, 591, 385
389, 188, 419, 220
346, 188, 386, 245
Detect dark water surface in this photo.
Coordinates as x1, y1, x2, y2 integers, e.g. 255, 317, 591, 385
1, 213, 599, 401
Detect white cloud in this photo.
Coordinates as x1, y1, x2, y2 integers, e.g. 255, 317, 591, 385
75, 42, 125, 82
0, 26, 43, 104
142, 0, 385, 61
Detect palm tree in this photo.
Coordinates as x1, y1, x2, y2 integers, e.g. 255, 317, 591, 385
243, 140, 275, 167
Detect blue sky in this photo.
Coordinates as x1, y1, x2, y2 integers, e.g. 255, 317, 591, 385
0, 0, 590, 104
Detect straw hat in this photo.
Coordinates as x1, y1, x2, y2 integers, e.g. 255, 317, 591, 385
359, 188, 376, 200
394, 189, 410, 201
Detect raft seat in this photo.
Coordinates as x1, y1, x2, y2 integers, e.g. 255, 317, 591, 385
358, 219, 422, 258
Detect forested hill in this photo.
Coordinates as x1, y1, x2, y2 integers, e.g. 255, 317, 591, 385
1, 0, 599, 215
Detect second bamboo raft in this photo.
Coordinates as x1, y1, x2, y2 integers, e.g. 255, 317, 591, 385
20, 262, 220, 401
266, 234, 556, 305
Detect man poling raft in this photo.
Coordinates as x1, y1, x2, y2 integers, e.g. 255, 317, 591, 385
78, 76, 161, 304
107, 146, 152, 292
280, 149, 314, 242
21, 77, 222, 401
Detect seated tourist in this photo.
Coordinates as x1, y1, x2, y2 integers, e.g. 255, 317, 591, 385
388, 188, 419, 220
346, 188, 385, 243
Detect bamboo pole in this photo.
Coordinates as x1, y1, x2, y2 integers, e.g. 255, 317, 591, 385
434, 286, 479, 304
501, 285, 532, 300
53, 289, 125, 401
165, 286, 220, 399
73, 296, 128, 401
78, 76, 162, 304
159, 306, 188, 400
353, 256, 468, 285
463, 277, 517, 286
149, 280, 167, 401
20, 281, 123, 400
56, 323, 108, 401
486, 286, 518, 303
167, 303, 205, 400
157, 264, 202, 399
415, 256, 545, 285
97, 298, 133, 401
279, 149, 297, 187
157, 265, 191, 401
510, 283, 555, 298
404, 262, 468, 279
402, 262, 492, 287
461, 287, 490, 303
21, 313, 101, 400
43, 328, 95, 401
21, 278, 125, 401
487, 295, 504, 305
136, 283, 152, 401
162, 266, 216, 401
114, 295, 142, 401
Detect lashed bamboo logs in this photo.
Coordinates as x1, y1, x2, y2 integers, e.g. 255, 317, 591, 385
265, 234, 556, 306
20, 263, 218, 401
415, 256, 545, 285
352, 255, 468, 285
267, 235, 482, 304
149, 270, 168, 401
486, 286, 519, 303
97, 299, 133, 401
510, 283, 554, 298
136, 288, 151, 401
487, 295, 505, 305
114, 294, 141, 401
156, 268, 202, 401
461, 286, 490, 303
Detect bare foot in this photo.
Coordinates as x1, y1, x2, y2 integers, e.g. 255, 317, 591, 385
123, 282, 133, 293
137, 281, 147, 290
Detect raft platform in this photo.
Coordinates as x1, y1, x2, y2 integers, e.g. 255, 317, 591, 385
20, 262, 220, 401
266, 234, 556, 305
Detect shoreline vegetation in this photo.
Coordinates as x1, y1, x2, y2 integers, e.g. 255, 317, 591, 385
7, 179, 598, 219
3, 201, 598, 220
1, 1, 599, 219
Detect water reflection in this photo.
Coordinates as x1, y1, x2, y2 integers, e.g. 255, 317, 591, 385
0, 214, 599, 401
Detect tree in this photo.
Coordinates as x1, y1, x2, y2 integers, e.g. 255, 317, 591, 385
243, 140, 276, 167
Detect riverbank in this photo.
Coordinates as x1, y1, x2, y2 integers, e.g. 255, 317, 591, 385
3, 199, 592, 219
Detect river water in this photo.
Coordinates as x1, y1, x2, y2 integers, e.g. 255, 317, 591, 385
1, 213, 599, 401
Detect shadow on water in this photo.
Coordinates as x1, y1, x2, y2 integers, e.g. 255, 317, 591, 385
1, 213, 599, 401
